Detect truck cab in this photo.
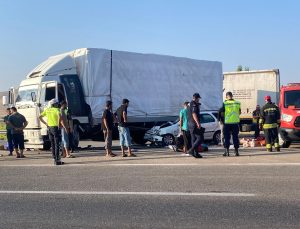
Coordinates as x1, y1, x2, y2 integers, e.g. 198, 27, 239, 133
278, 83, 300, 147
3, 54, 91, 149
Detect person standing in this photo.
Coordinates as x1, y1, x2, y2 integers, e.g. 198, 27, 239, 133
3, 108, 13, 156
252, 105, 261, 139
220, 92, 241, 156
7, 107, 28, 158
60, 101, 75, 158
102, 101, 116, 157
259, 96, 281, 152
179, 101, 190, 155
115, 99, 136, 157
186, 93, 203, 158
39, 99, 65, 165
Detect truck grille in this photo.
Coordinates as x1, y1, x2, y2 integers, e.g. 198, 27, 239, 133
295, 116, 300, 127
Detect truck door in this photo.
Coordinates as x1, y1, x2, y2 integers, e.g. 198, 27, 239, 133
39, 82, 67, 111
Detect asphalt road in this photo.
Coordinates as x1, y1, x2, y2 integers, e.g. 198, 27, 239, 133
0, 163, 299, 228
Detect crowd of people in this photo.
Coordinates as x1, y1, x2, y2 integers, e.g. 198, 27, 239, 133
1, 92, 281, 164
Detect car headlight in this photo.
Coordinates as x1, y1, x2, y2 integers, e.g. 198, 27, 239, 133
281, 114, 293, 122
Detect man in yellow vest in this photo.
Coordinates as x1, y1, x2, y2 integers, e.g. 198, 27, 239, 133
220, 91, 241, 156
39, 99, 66, 165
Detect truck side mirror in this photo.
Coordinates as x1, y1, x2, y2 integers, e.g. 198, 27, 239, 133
2, 96, 8, 106
31, 92, 37, 103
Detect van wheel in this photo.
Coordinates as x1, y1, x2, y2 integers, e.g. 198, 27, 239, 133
213, 130, 221, 145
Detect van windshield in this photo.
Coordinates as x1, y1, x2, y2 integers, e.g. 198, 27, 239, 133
16, 85, 38, 103
284, 90, 300, 108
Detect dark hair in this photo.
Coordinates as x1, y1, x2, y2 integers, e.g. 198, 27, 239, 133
193, 93, 201, 99
11, 107, 17, 112
6, 108, 11, 111
122, 98, 130, 104
183, 101, 189, 106
106, 100, 112, 107
61, 101, 67, 106
226, 91, 233, 97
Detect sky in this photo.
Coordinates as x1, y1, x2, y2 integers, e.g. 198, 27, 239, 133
0, 0, 299, 91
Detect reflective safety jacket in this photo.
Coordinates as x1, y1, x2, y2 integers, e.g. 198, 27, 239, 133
259, 102, 280, 129
223, 99, 241, 124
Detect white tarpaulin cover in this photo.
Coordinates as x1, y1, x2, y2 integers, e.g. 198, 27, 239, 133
31, 48, 223, 120
71, 48, 223, 119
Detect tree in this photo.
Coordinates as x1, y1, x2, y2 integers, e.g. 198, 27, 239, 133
236, 65, 243, 71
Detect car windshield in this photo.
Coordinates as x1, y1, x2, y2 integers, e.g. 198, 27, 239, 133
16, 85, 38, 103
284, 90, 300, 108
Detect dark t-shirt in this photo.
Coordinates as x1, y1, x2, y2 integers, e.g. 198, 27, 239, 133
8, 112, 27, 134
188, 101, 201, 129
102, 109, 114, 130
115, 105, 127, 127
3, 115, 12, 130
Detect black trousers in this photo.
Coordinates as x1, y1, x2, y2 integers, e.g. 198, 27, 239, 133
188, 127, 203, 155
224, 124, 240, 149
264, 128, 279, 149
48, 127, 61, 162
182, 130, 190, 151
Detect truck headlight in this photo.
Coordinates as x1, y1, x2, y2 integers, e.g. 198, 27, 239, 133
281, 114, 293, 122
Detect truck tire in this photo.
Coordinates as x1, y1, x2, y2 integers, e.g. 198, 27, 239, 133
278, 132, 291, 148
213, 130, 221, 145
73, 124, 80, 148
42, 141, 51, 151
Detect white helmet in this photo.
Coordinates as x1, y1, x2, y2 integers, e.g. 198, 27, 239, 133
48, 98, 59, 106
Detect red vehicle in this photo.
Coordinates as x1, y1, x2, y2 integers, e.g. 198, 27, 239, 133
278, 83, 300, 148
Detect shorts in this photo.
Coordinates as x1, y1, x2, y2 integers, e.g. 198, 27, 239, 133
118, 126, 131, 147
12, 133, 25, 150
61, 128, 69, 148
103, 129, 112, 150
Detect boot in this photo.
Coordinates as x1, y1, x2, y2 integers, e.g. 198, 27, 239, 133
267, 148, 272, 152
235, 148, 239, 156
223, 148, 229, 157
275, 147, 280, 152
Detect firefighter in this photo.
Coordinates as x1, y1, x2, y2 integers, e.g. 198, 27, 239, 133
259, 95, 281, 152
221, 91, 241, 156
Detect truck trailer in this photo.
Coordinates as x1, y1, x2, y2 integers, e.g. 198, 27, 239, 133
3, 48, 223, 149
223, 69, 280, 131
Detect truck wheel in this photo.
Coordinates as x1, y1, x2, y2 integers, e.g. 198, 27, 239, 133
278, 132, 291, 148
213, 131, 221, 145
162, 134, 175, 146
73, 124, 80, 148
42, 141, 51, 151
131, 134, 147, 145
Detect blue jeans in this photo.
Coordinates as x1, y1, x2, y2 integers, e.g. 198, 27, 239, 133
118, 126, 131, 147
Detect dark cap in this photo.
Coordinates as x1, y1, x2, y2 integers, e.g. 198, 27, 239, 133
122, 98, 130, 104
193, 93, 201, 99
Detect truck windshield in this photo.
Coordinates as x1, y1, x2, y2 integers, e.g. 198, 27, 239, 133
16, 85, 38, 103
284, 90, 300, 108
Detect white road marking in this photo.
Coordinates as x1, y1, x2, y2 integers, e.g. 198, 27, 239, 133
0, 163, 300, 167
0, 190, 256, 197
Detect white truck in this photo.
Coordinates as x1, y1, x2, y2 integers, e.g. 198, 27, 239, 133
3, 48, 223, 149
223, 69, 280, 131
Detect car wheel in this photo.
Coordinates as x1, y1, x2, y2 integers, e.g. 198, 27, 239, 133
162, 134, 175, 146
213, 130, 221, 145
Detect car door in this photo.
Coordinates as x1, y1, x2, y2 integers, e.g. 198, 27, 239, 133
200, 113, 217, 140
